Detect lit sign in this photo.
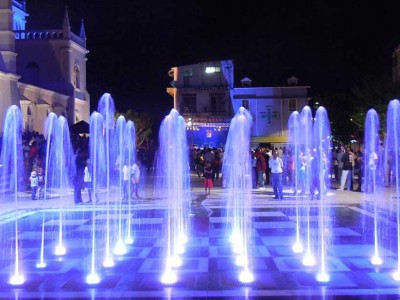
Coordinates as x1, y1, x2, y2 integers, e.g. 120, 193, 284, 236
205, 67, 221, 74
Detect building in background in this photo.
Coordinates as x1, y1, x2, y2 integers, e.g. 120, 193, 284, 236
232, 76, 310, 147
0, 0, 89, 134
167, 60, 310, 148
167, 61, 232, 148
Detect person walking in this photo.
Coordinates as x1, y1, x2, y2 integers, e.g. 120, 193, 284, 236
256, 149, 267, 188
338, 147, 353, 191
122, 163, 130, 200
269, 150, 284, 200
84, 159, 98, 203
203, 161, 213, 195
131, 161, 141, 199
30, 170, 38, 200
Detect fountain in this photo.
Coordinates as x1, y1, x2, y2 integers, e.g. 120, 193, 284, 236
288, 105, 333, 281
3, 95, 400, 298
223, 106, 254, 283
0, 105, 25, 285
113, 115, 127, 256
156, 109, 190, 284
299, 106, 317, 267
288, 111, 303, 253
363, 109, 382, 266
124, 120, 136, 244
313, 106, 332, 282
98, 93, 116, 268
86, 111, 105, 284
385, 99, 400, 280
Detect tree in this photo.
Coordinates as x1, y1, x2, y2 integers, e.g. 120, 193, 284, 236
349, 74, 400, 135
316, 92, 358, 144
318, 74, 400, 144
115, 110, 152, 148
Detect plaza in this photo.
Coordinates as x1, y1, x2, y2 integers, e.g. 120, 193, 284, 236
0, 173, 398, 299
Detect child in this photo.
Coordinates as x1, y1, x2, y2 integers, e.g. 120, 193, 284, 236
30, 171, 38, 200
37, 167, 44, 199
203, 161, 213, 195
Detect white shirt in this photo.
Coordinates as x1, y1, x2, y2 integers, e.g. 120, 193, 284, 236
122, 165, 130, 181
131, 163, 140, 180
30, 175, 38, 187
369, 152, 378, 170
269, 157, 283, 174
84, 166, 91, 183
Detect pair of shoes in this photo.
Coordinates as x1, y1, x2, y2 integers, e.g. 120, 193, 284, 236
336, 188, 343, 191
75, 201, 83, 205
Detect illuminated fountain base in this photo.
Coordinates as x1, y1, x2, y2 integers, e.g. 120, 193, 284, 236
9, 274, 25, 285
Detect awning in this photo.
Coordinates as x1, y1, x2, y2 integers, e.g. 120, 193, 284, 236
251, 136, 288, 144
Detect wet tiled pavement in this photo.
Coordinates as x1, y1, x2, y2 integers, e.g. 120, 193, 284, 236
0, 175, 399, 299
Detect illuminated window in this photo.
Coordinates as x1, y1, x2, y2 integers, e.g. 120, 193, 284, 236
242, 100, 249, 109
205, 66, 221, 74
288, 99, 296, 112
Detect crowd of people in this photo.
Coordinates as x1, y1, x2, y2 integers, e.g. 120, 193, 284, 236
18, 129, 152, 203
188, 142, 394, 200
14, 128, 398, 203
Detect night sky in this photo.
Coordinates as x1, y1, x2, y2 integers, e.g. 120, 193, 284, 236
25, 0, 400, 129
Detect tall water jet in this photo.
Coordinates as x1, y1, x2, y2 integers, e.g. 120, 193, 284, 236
288, 111, 303, 253
54, 116, 75, 256
98, 93, 116, 268
113, 115, 127, 255
0, 105, 25, 285
36, 112, 59, 268
223, 107, 254, 283
156, 109, 190, 284
313, 106, 332, 282
300, 106, 316, 266
86, 111, 105, 284
125, 120, 136, 244
364, 109, 382, 265
385, 99, 400, 280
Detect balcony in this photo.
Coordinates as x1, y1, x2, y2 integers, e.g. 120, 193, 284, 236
14, 30, 86, 48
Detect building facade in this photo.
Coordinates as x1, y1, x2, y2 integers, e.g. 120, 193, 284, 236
0, 0, 90, 134
167, 61, 232, 148
232, 76, 310, 146
167, 60, 310, 148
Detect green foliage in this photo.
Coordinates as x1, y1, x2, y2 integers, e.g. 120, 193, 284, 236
318, 74, 400, 144
316, 92, 358, 144
349, 74, 400, 134
115, 110, 152, 148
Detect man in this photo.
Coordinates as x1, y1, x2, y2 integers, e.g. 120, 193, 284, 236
269, 150, 284, 200
338, 147, 353, 191
256, 149, 267, 188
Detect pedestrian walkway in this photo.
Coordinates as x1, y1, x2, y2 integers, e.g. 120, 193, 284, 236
0, 173, 399, 299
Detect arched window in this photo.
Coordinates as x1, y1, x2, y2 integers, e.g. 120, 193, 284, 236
74, 64, 81, 89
